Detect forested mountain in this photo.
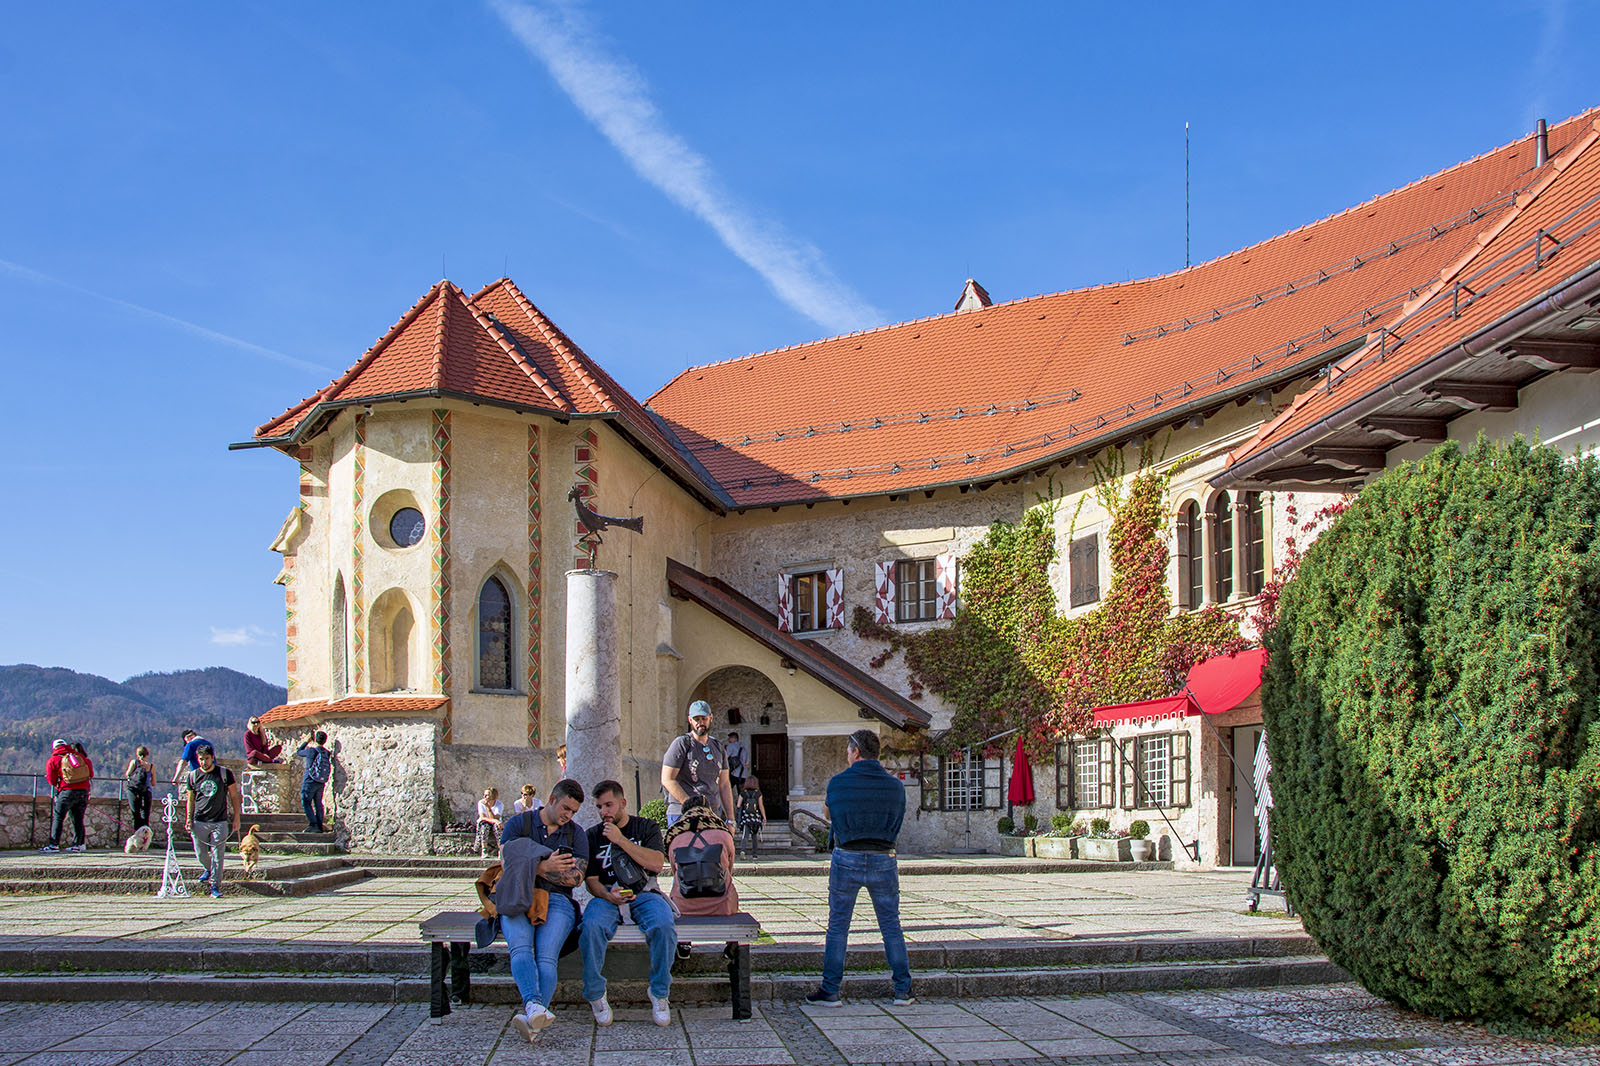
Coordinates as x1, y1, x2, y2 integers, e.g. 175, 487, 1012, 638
0, 665, 285, 777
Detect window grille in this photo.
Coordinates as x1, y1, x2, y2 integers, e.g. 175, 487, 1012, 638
478, 576, 513, 690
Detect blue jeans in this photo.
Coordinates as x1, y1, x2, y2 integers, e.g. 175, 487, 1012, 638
502, 893, 577, 1009
301, 778, 326, 830
821, 850, 912, 998
581, 892, 676, 1001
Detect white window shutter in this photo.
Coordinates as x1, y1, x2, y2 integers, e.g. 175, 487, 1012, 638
776, 576, 793, 633
936, 552, 958, 619
874, 561, 895, 624
825, 567, 845, 629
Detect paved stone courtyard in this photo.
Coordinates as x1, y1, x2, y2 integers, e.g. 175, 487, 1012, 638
0, 862, 1298, 948
0, 988, 1594, 1066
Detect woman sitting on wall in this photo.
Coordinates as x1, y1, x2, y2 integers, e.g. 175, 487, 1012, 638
243, 717, 284, 768
477, 787, 505, 858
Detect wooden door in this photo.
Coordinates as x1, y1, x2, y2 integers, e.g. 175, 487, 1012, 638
751, 733, 788, 819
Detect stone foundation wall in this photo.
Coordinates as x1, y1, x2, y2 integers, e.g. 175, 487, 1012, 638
0, 793, 175, 850
323, 717, 441, 854
438, 746, 663, 826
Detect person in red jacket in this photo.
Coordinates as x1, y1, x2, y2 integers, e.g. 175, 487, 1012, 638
42, 739, 93, 853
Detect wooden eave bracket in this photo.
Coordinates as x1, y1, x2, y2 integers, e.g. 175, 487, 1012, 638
1359, 417, 1450, 443
1421, 380, 1519, 411
1501, 339, 1600, 373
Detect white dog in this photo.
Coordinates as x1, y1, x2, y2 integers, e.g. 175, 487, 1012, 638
123, 825, 153, 854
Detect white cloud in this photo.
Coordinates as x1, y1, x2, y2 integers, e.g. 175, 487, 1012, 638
488, 0, 882, 335
209, 625, 270, 647
0, 258, 332, 375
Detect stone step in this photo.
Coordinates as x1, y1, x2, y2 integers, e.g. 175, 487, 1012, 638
0, 867, 367, 897
237, 841, 344, 857
0, 954, 1348, 1006
252, 831, 337, 844
0, 932, 1322, 979
0, 856, 347, 883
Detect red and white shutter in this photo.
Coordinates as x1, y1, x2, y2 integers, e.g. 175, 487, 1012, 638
874, 561, 895, 624
825, 567, 845, 629
936, 552, 958, 619
776, 576, 793, 633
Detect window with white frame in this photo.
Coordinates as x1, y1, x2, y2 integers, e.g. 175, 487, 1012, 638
1137, 734, 1171, 807
790, 571, 828, 633
937, 749, 1002, 811
1119, 732, 1191, 809
895, 559, 938, 622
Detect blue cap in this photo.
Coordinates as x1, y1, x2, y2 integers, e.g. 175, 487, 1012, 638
687, 700, 711, 719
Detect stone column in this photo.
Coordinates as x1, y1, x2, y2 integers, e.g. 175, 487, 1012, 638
790, 737, 805, 795
566, 569, 621, 829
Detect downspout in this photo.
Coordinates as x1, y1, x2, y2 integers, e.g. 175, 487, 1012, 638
1221, 261, 1600, 485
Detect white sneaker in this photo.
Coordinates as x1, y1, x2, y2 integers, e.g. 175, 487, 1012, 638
650, 994, 671, 1027
511, 1001, 553, 1042
589, 995, 612, 1026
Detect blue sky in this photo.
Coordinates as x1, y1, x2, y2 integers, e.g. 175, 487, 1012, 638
1, 2, 1590, 685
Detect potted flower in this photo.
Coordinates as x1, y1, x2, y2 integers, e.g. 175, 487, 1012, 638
1034, 812, 1080, 860
992, 815, 1031, 857
1078, 818, 1129, 862
1127, 820, 1155, 862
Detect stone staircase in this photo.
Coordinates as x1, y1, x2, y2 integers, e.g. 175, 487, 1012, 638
0, 931, 1346, 1006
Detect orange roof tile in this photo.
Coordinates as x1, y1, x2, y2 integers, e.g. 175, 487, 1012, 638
649, 110, 1599, 507
239, 278, 729, 509
1223, 119, 1600, 480
260, 695, 449, 725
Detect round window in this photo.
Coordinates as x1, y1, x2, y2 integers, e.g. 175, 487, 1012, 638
389, 507, 426, 548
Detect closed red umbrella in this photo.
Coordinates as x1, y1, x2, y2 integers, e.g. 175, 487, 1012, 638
1007, 733, 1035, 805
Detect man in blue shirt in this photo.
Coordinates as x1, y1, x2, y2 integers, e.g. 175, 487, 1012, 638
295, 731, 332, 833
807, 728, 913, 1007
171, 729, 214, 785
501, 779, 589, 1042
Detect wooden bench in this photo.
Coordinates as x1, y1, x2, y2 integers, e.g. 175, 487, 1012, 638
418, 909, 762, 1021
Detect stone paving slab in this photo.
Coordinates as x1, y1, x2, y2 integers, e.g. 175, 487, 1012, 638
0, 866, 1302, 951
0, 987, 1592, 1064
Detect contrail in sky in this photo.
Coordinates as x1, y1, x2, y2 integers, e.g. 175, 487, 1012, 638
0, 258, 332, 374
489, 0, 882, 335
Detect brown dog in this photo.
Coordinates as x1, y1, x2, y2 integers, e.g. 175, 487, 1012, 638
238, 824, 262, 878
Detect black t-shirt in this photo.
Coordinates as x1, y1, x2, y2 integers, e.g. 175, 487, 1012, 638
586, 815, 664, 890
664, 733, 726, 817
185, 766, 235, 823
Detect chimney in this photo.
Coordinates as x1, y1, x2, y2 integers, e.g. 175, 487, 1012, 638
1536, 118, 1549, 167
954, 278, 992, 312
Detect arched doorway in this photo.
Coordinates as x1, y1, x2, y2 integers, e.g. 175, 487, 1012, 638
693, 665, 789, 819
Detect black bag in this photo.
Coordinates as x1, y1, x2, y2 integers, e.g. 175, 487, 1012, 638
608, 846, 649, 893
676, 830, 727, 898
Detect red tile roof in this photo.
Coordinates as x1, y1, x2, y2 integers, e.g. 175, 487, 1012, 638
1223, 119, 1600, 480
239, 278, 728, 509
260, 695, 449, 725
648, 110, 1599, 507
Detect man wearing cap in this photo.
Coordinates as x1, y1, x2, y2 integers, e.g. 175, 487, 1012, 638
660, 701, 735, 828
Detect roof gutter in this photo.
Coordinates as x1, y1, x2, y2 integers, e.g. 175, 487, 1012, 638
1216, 260, 1600, 487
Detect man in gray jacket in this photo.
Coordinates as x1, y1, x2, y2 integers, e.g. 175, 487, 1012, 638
496, 780, 588, 1042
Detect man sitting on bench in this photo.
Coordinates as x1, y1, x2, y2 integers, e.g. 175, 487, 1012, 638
581, 780, 676, 1027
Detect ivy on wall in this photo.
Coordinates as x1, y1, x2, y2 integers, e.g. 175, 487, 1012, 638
857, 450, 1244, 759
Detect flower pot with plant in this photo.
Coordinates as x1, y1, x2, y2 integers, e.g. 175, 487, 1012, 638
1035, 812, 1081, 859
1078, 818, 1129, 862
1127, 820, 1155, 862
992, 815, 1029, 856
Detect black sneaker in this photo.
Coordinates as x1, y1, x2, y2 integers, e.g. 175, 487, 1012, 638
675, 943, 692, 961
805, 989, 842, 1007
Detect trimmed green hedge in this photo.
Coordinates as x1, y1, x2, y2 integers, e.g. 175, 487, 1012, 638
1263, 436, 1600, 1022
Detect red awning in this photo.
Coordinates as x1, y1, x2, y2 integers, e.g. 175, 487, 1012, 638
1185, 648, 1267, 715
1089, 648, 1267, 726
1091, 694, 1196, 725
